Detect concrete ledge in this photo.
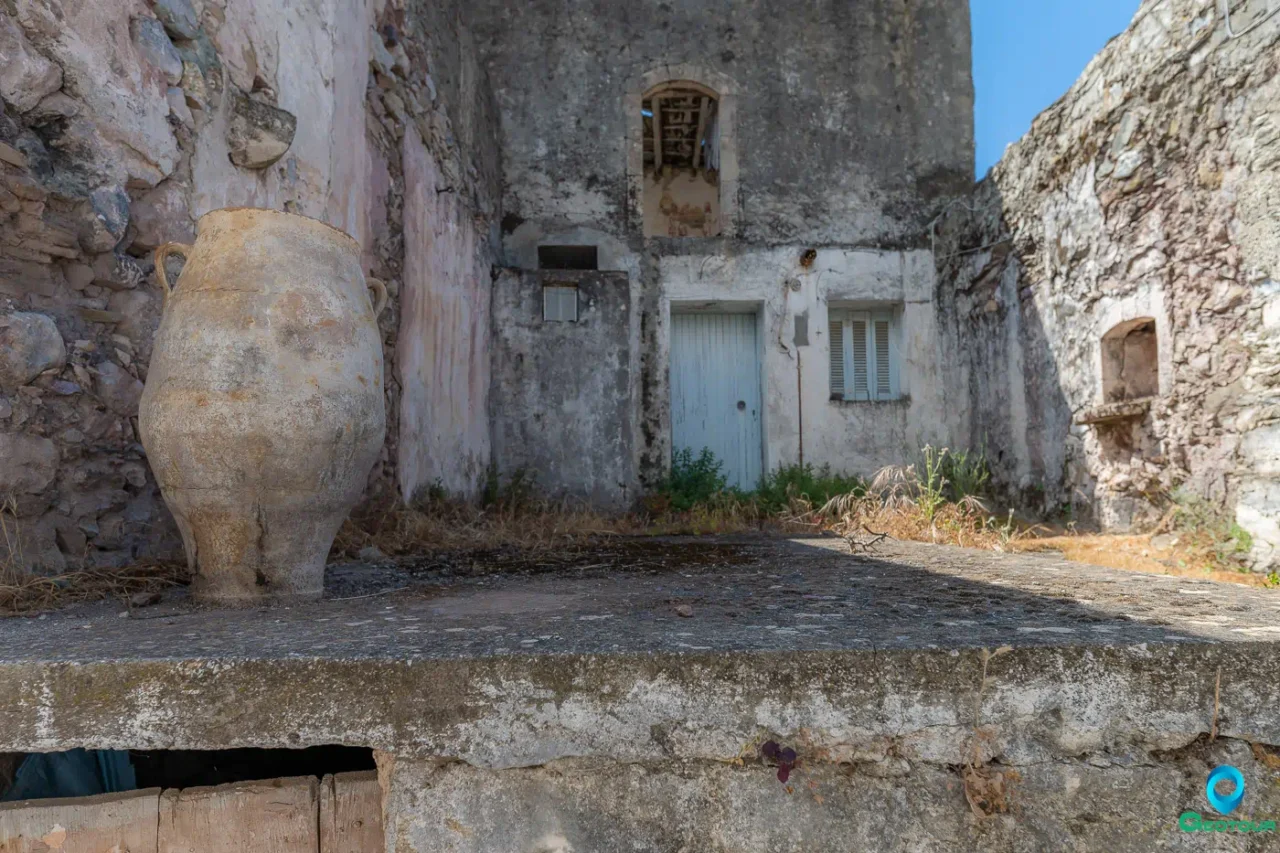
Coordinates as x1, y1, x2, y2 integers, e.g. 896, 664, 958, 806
0, 642, 1276, 766
0, 539, 1277, 767
4, 538, 1280, 850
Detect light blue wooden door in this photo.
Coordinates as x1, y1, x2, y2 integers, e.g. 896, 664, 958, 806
670, 312, 763, 490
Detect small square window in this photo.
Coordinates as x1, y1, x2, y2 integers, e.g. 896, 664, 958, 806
543, 285, 578, 322
829, 308, 900, 401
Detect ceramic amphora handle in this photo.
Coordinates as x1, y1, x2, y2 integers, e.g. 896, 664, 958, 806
367, 277, 389, 319
154, 242, 194, 310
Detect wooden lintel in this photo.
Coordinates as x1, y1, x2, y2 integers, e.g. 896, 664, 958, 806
693, 96, 709, 170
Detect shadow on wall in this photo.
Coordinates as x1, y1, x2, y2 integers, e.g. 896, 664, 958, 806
935, 184, 1074, 523
940, 188, 1192, 534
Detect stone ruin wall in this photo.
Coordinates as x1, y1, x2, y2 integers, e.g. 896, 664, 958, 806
936, 0, 1280, 568
0, 0, 501, 572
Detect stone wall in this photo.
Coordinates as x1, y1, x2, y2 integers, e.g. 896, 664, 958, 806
0, 0, 501, 571
393, 1, 502, 503
936, 0, 1280, 567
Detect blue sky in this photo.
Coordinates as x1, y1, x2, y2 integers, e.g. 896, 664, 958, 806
971, 0, 1142, 175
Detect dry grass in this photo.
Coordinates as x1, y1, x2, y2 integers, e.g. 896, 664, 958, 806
810, 465, 1040, 553
0, 561, 189, 615
335, 490, 822, 558
337, 468, 1269, 590
1010, 534, 1270, 588
335, 496, 643, 557
801, 464, 1271, 587
3, 452, 1267, 615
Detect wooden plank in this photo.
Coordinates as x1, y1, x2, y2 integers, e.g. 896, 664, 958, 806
0, 788, 161, 853
318, 772, 382, 853
158, 776, 318, 853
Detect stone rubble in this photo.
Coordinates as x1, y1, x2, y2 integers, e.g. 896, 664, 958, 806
224, 92, 296, 169
0, 311, 65, 390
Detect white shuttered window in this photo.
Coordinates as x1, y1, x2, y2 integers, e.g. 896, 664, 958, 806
829, 309, 900, 401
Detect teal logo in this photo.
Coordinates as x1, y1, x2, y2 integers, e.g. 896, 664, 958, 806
1179, 765, 1276, 834
1206, 765, 1245, 815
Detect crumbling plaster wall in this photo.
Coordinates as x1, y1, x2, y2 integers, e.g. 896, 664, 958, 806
662, 247, 966, 478
936, 0, 1280, 566
490, 270, 636, 508
0, 0, 501, 570
473, 0, 974, 247
474, 0, 975, 487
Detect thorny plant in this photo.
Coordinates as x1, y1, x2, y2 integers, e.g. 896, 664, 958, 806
917, 445, 950, 523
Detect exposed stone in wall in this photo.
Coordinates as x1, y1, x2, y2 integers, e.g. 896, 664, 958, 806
0, 0, 501, 571
936, 0, 1280, 567
385, 0, 502, 503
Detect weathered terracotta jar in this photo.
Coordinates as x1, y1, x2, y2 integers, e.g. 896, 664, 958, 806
139, 208, 387, 604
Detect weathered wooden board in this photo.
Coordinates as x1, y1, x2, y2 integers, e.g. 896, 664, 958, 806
158, 776, 319, 853
319, 772, 382, 853
0, 788, 161, 853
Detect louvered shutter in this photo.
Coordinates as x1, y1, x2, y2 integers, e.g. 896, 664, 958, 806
829, 319, 844, 397
850, 315, 869, 401
873, 315, 891, 399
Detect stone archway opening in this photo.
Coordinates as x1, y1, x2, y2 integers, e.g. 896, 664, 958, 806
642, 82, 721, 237
1101, 317, 1159, 403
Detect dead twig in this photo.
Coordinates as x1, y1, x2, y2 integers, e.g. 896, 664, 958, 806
328, 585, 409, 602
843, 525, 889, 553
0, 561, 188, 616
963, 646, 1019, 819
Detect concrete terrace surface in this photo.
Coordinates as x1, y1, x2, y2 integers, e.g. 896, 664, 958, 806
4, 536, 1280, 850
0, 537, 1277, 756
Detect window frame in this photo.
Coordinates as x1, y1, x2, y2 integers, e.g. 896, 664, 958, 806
829, 308, 901, 402
542, 285, 579, 322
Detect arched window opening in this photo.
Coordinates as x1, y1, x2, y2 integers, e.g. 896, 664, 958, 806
1101, 318, 1158, 403
643, 83, 721, 237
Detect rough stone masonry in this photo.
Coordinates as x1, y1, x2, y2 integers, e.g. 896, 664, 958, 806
935, 0, 1280, 568
5, 0, 1274, 577
0, 0, 500, 572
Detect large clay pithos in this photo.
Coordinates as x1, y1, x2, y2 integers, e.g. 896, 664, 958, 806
139, 208, 387, 604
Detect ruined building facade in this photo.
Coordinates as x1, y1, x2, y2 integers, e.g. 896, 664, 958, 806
0, 0, 1277, 570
